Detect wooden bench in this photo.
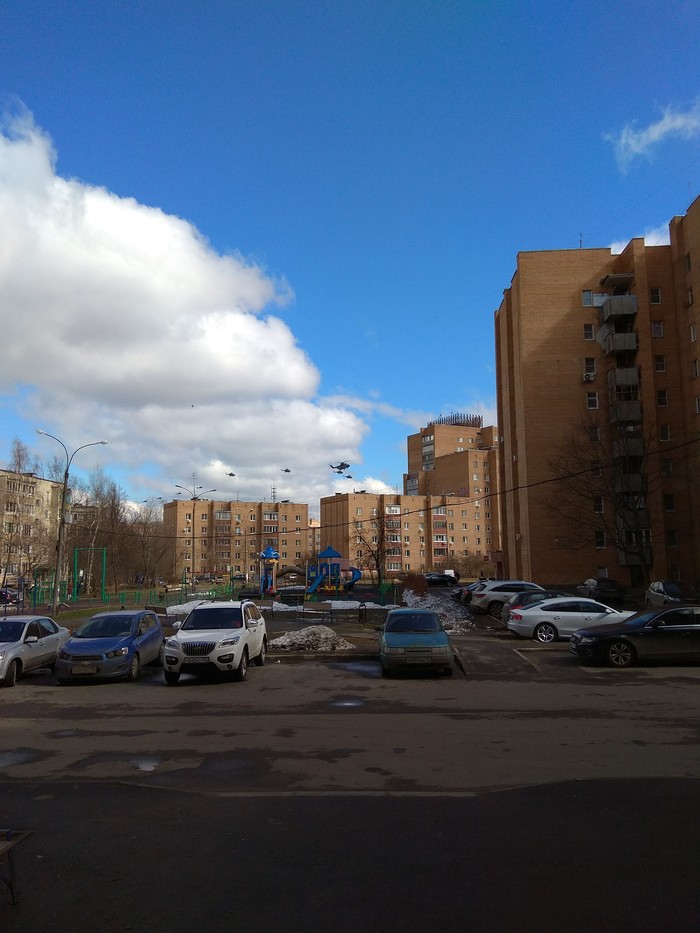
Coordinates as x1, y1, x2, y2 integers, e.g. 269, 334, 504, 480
0, 829, 33, 905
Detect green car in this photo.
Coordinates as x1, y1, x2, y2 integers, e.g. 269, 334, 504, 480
378, 608, 454, 677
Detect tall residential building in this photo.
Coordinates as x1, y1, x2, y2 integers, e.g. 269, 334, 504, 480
320, 490, 498, 577
162, 498, 310, 581
495, 195, 700, 587
404, 413, 502, 566
0, 470, 62, 581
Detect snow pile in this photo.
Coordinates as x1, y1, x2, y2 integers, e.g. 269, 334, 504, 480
269, 625, 355, 652
401, 589, 475, 635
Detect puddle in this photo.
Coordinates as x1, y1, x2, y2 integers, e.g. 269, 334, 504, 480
0, 748, 44, 768
130, 757, 161, 772
328, 696, 366, 708
330, 661, 381, 679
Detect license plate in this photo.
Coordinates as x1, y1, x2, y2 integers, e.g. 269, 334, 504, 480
184, 656, 211, 663
72, 665, 97, 674
406, 657, 428, 664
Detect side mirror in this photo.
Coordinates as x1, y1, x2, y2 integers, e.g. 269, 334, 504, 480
25, 635, 38, 644
171, 620, 181, 631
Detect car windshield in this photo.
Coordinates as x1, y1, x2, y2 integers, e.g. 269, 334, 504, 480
0, 620, 26, 642
75, 615, 135, 638
665, 582, 699, 598
385, 613, 441, 633
182, 607, 244, 630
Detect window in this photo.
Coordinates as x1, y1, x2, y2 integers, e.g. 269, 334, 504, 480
595, 531, 606, 549
584, 357, 596, 374
590, 461, 602, 476
650, 287, 662, 304
667, 530, 678, 547
656, 389, 668, 407
655, 354, 666, 372
587, 392, 599, 410
686, 252, 692, 272
589, 425, 600, 442
659, 425, 671, 442
593, 496, 604, 514
582, 290, 593, 306
691, 323, 697, 343
661, 459, 673, 477
693, 360, 699, 379
689, 287, 694, 306
651, 321, 664, 338
664, 494, 675, 511
583, 323, 594, 340
696, 395, 700, 415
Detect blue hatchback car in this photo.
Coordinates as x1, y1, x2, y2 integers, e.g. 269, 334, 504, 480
378, 608, 454, 677
55, 610, 163, 683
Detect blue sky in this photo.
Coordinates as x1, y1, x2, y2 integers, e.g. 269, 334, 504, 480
1, 1, 700, 512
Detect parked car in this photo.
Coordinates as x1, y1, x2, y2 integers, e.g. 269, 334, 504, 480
0, 587, 18, 605
163, 599, 267, 685
645, 580, 700, 608
570, 605, 700, 667
501, 589, 571, 617
424, 572, 457, 586
470, 580, 545, 619
378, 608, 454, 677
507, 597, 635, 643
576, 578, 626, 605
55, 610, 163, 683
451, 581, 482, 602
0, 616, 70, 687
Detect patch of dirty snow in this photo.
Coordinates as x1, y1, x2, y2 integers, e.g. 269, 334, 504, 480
270, 625, 355, 651
401, 589, 476, 634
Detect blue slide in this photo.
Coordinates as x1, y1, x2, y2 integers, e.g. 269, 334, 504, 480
307, 567, 328, 594
343, 567, 362, 590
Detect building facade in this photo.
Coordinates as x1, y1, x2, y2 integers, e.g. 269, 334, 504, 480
495, 196, 700, 587
320, 489, 498, 577
162, 498, 310, 581
0, 469, 62, 582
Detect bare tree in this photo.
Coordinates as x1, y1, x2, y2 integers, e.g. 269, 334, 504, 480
352, 516, 391, 586
546, 417, 666, 585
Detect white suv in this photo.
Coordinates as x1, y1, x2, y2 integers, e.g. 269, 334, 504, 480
163, 600, 267, 685
470, 580, 544, 619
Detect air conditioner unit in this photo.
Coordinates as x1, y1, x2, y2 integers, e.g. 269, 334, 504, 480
583, 373, 595, 382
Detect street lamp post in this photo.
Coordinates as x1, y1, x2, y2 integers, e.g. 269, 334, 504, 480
36, 429, 108, 615
175, 474, 216, 588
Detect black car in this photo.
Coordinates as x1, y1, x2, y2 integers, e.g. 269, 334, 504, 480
569, 605, 700, 667
424, 573, 457, 586
576, 577, 626, 605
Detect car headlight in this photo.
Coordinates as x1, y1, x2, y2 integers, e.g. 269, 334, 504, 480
220, 635, 241, 647
384, 647, 405, 654
164, 637, 180, 649
106, 647, 129, 659
0, 650, 5, 661
57, 649, 69, 660
431, 646, 452, 654
578, 636, 595, 644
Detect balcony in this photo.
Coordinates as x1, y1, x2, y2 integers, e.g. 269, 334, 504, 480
610, 401, 642, 422
598, 294, 638, 323
614, 473, 644, 493
607, 366, 640, 389
612, 437, 645, 458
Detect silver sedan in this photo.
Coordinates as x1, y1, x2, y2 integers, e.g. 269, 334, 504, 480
0, 615, 71, 686
507, 598, 635, 644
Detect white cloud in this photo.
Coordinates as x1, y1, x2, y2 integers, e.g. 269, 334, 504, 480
607, 98, 700, 170
609, 222, 670, 255
0, 109, 371, 504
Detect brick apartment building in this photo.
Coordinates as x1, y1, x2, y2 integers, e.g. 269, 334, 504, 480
0, 469, 62, 582
495, 195, 700, 587
162, 498, 310, 582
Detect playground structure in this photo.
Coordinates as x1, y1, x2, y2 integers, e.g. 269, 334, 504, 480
306, 546, 362, 595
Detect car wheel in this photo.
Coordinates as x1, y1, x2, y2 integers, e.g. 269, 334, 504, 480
57, 678, 71, 686
127, 653, 140, 682
606, 640, 635, 668
233, 648, 248, 682
533, 622, 558, 644
164, 670, 180, 685
443, 665, 454, 676
2, 659, 19, 687
489, 600, 504, 620
381, 663, 391, 678
254, 638, 267, 666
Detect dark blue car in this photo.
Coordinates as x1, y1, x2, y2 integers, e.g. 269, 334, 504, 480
378, 608, 454, 677
55, 610, 163, 683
